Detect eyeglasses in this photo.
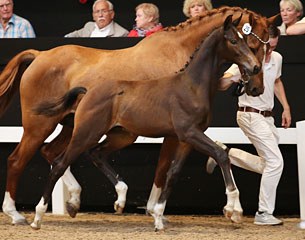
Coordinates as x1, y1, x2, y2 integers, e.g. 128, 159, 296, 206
93, 9, 112, 14
0, 2, 12, 9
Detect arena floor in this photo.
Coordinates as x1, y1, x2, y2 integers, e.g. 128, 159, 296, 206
0, 212, 304, 240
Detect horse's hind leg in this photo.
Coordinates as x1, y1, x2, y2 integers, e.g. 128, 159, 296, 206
147, 136, 180, 215
31, 113, 111, 229
40, 124, 82, 218
151, 141, 192, 231
3, 123, 57, 225
86, 127, 138, 213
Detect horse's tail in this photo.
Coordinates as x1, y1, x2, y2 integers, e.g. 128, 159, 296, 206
0, 49, 40, 116
34, 87, 87, 117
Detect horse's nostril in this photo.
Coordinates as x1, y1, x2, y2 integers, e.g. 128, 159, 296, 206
253, 65, 260, 75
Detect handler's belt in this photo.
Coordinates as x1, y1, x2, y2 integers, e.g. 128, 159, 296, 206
238, 106, 273, 117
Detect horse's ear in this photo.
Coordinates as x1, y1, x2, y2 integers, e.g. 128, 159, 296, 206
267, 14, 281, 26
248, 12, 256, 29
232, 14, 243, 26
224, 15, 233, 31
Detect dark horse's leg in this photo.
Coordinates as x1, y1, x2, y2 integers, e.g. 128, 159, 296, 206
84, 127, 138, 213
151, 131, 242, 231
41, 115, 136, 216
40, 124, 82, 218
151, 141, 192, 230
146, 136, 184, 214
30, 104, 116, 229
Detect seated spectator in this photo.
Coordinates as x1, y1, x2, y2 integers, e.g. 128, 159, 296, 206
0, 0, 35, 38
65, 0, 128, 37
278, 0, 305, 35
183, 0, 213, 18
128, 3, 163, 37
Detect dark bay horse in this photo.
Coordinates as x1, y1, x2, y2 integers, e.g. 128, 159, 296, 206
31, 16, 260, 230
0, 7, 276, 225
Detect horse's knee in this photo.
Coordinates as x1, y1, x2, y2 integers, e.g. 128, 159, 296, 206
215, 150, 229, 168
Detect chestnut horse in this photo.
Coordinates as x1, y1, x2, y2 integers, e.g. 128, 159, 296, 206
0, 7, 275, 225
30, 16, 260, 230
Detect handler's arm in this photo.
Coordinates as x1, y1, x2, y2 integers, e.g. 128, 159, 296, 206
274, 78, 291, 128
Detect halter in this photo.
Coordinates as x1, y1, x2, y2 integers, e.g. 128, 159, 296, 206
233, 23, 269, 96
242, 23, 270, 45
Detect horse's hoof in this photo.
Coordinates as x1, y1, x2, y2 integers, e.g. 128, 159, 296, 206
12, 218, 29, 225
114, 206, 124, 215
223, 207, 233, 219
114, 202, 124, 214
230, 211, 243, 224
30, 221, 41, 230
66, 202, 78, 218
154, 227, 165, 232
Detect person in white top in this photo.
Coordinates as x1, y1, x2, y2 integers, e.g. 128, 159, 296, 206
278, 0, 305, 35
65, 0, 128, 37
206, 25, 291, 226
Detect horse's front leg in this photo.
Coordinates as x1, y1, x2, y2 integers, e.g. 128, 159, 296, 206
151, 142, 192, 231
184, 130, 243, 223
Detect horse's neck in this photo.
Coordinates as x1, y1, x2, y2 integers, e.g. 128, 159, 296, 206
185, 32, 224, 92
136, 9, 240, 68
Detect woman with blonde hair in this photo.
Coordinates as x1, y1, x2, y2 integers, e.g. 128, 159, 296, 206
128, 3, 163, 37
278, 0, 305, 35
183, 0, 213, 18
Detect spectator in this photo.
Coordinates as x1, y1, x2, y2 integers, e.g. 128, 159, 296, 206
183, 0, 213, 18
206, 26, 291, 226
128, 3, 163, 37
65, 0, 128, 37
0, 0, 35, 38
278, 0, 305, 35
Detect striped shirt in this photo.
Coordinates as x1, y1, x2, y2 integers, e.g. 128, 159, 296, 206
0, 14, 36, 38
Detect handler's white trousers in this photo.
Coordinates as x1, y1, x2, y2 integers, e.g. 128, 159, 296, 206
230, 111, 284, 214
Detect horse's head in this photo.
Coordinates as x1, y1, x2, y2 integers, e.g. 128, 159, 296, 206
234, 9, 280, 96
221, 15, 261, 82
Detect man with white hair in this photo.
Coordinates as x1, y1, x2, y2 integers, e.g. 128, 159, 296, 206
65, 0, 128, 37
0, 0, 35, 38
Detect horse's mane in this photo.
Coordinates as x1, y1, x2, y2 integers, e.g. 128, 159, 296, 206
161, 6, 264, 33
177, 26, 221, 73
167, 6, 266, 73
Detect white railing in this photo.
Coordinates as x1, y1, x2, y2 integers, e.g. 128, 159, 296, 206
0, 122, 304, 228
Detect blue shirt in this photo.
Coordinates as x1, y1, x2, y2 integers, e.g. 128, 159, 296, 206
0, 14, 36, 38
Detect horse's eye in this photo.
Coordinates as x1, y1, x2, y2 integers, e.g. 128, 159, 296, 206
250, 47, 257, 54
230, 39, 237, 45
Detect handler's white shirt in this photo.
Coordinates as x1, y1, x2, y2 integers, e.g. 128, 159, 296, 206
225, 51, 282, 111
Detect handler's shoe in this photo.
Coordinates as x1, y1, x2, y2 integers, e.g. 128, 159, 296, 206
254, 212, 283, 226
206, 141, 229, 174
